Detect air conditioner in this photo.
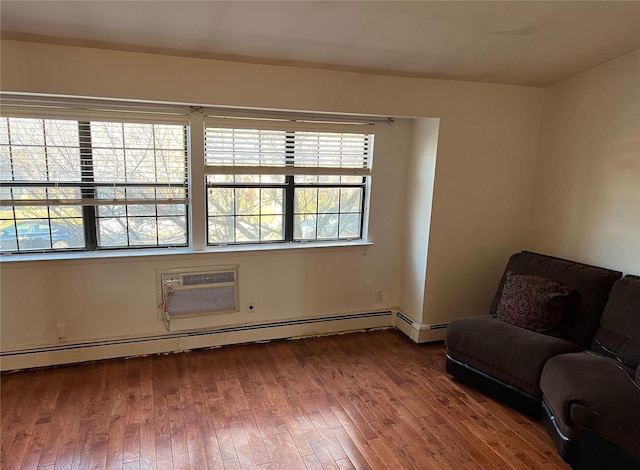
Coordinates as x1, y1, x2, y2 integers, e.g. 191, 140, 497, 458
157, 266, 239, 330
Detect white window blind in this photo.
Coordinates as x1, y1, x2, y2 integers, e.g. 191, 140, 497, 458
204, 123, 374, 176
0, 96, 191, 252
0, 112, 189, 207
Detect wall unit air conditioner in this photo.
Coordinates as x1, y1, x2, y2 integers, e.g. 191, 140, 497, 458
157, 266, 239, 330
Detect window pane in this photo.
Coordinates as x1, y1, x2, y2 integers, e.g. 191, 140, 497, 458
318, 188, 340, 213
235, 188, 260, 215
93, 148, 125, 182
126, 149, 156, 182
294, 214, 316, 240
156, 150, 187, 182
317, 214, 339, 239
208, 188, 234, 215
156, 187, 187, 201
128, 217, 158, 246
44, 120, 80, 147
341, 175, 363, 184
0, 204, 85, 252
260, 215, 284, 241
0, 220, 17, 251
236, 215, 260, 242
47, 187, 82, 203
340, 188, 362, 213
339, 214, 361, 238
50, 219, 85, 249
317, 175, 341, 184
97, 205, 127, 218
128, 204, 156, 217
16, 219, 52, 249
157, 203, 186, 216
98, 218, 129, 246
153, 125, 185, 150
235, 175, 261, 184
47, 146, 81, 181
91, 121, 124, 148
15, 187, 46, 201
207, 174, 235, 184
11, 145, 47, 181
260, 189, 283, 215
124, 123, 153, 149
49, 205, 83, 219
294, 188, 317, 214
158, 216, 187, 245
8, 119, 45, 146
260, 175, 285, 184
208, 216, 234, 244
295, 175, 318, 184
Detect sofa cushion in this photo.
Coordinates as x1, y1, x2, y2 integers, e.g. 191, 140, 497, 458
446, 315, 582, 397
495, 272, 572, 335
591, 275, 640, 369
541, 352, 640, 460
489, 251, 622, 346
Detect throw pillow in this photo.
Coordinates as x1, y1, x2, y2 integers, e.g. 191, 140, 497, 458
495, 272, 572, 335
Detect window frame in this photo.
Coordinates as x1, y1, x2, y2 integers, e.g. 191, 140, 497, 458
0, 95, 384, 258
1, 115, 191, 254
203, 123, 374, 246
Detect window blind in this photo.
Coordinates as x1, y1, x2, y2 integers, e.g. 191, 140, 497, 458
0, 116, 189, 207
204, 125, 374, 176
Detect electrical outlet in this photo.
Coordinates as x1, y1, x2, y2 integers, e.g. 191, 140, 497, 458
376, 290, 383, 301
56, 323, 66, 341
247, 302, 256, 314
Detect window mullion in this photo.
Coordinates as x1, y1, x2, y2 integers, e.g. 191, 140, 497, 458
78, 121, 97, 250
284, 132, 295, 241
189, 109, 206, 250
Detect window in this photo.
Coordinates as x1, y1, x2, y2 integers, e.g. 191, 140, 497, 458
204, 123, 373, 245
0, 96, 380, 256
0, 116, 189, 252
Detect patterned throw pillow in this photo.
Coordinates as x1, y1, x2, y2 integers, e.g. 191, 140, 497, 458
495, 272, 572, 335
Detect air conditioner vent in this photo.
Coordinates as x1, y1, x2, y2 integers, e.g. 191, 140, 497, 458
181, 271, 235, 286
157, 265, 239, 330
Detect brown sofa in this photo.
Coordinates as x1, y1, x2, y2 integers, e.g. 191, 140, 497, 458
446, 251, 622, 415
445, 251, 640, 468
540, 275, 640, 469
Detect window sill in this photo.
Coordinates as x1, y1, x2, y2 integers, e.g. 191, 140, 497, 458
0, 240, 374, 265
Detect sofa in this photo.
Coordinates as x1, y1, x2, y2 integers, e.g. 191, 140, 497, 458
445, 251, 640, 468
540, 275, 640, 468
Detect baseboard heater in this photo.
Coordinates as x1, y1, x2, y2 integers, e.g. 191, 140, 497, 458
1, 311, 394, 371
394, 311, 449, 343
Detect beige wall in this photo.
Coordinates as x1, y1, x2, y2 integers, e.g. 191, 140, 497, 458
529, 49, 640, 274
0, 40, 544, 352
399, 118, 439, 323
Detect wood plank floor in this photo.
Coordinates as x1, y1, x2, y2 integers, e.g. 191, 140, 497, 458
1, 329, 569, 469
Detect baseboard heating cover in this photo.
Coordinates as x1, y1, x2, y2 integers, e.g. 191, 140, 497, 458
394, 311, 449, 343
1, 310, 393, 371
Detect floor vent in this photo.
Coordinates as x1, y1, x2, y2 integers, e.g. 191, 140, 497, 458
158, 266, 239, 330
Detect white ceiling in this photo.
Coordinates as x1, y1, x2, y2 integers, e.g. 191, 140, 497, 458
2, 1, 640, 87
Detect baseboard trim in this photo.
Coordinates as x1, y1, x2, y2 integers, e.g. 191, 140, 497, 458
1, 311, 393, 371
393, 311, 448, 343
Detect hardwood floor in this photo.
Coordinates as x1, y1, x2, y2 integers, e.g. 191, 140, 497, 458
1, 329, 569, 469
